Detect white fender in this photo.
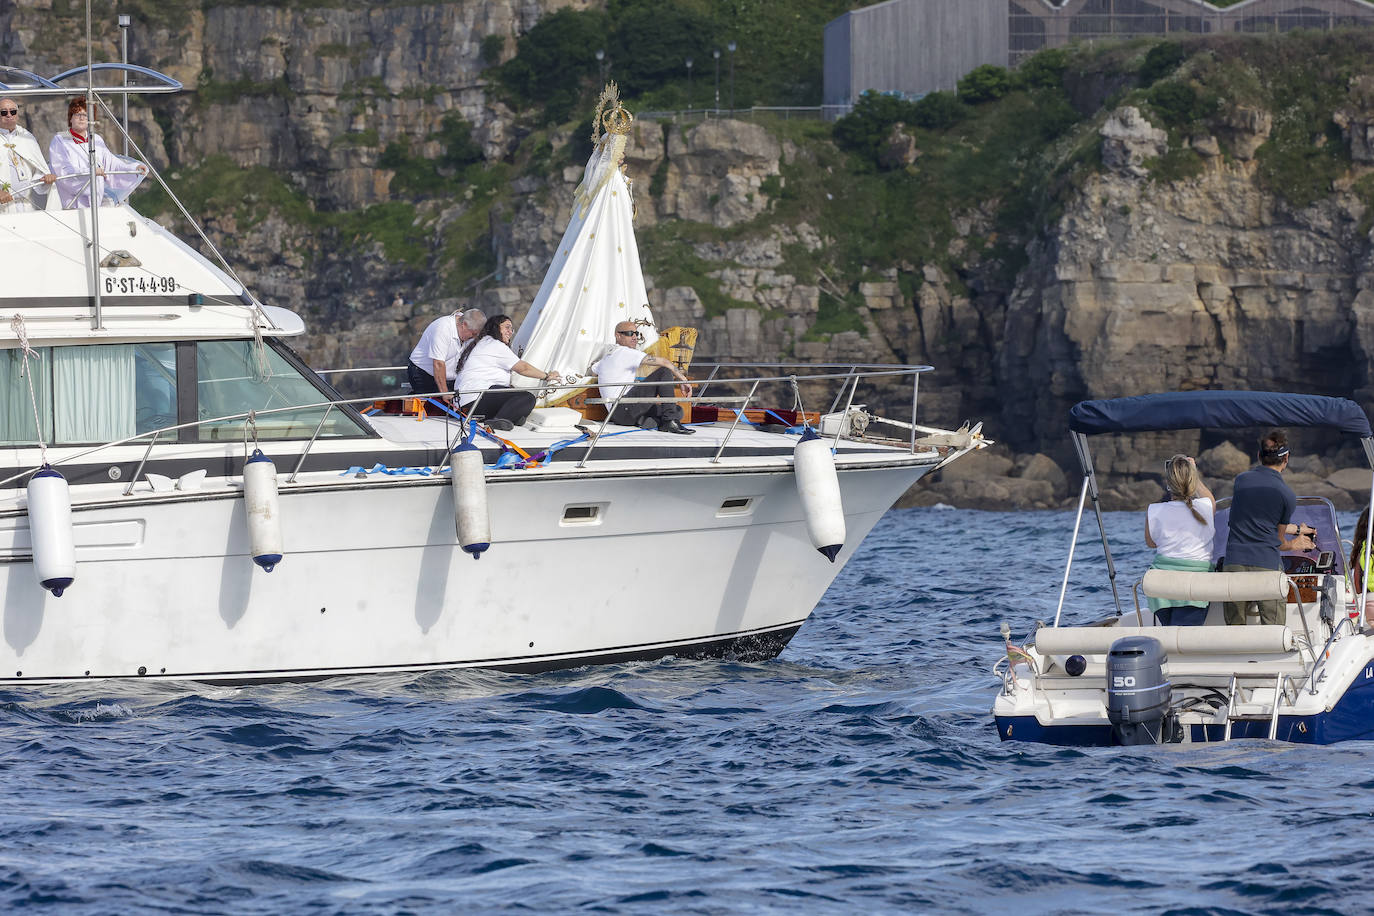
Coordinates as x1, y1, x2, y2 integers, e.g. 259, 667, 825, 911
243, 450, 283, 572
451, 441, 490, 559
27, 465, 75, 597
793, 428, 845, 562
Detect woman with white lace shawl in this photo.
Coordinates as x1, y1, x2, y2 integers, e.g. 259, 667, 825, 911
47, 97, 146, 210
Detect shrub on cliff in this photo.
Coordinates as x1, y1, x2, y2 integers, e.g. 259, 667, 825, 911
1146, 81, 1218, 128
1016, 48, 1070, 91
1139, 42, 1186, 86
958, 65, 1013, 104
497, 8, 609, 123
607, 2, 713, 98
833, 91, 918, 166
911, 91, 968, 130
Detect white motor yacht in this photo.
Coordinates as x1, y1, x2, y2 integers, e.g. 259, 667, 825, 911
0, 65, 983, 684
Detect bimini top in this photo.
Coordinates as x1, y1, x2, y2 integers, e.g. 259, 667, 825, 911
1069, 391, 1373, 438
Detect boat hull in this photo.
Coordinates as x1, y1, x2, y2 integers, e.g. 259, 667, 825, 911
995, 650, 1374, 746
0, 463, 924, 683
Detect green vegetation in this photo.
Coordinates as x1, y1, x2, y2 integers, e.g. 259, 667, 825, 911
1138, 42, 1187, 85
1355, 173, 1374, 238
480, 34, 506, 68
195, 73, 294, 106
119, 17, 1374, 349
495, 0, 862, 122
957, 65, 1014, 104
333, 128, 379, 149
141, 155, 437, 272
378, 113, 486, 199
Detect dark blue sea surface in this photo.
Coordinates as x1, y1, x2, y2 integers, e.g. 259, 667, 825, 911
3, 507, 1370, 914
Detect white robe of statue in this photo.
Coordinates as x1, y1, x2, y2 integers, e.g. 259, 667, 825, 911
510, 92, 658, 398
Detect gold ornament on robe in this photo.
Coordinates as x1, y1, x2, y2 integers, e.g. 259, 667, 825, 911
572, 82, 635, 219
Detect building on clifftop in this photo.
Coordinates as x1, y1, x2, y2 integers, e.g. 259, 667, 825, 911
824, 0, 1374, 112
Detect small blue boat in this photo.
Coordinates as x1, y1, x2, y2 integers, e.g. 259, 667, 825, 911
993, 391, 1374, 745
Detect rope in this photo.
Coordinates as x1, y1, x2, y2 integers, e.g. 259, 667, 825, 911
251, 319, 273, 382
244, 409, 261, 459
789, 374, 812, 429
10, 314, 48, 463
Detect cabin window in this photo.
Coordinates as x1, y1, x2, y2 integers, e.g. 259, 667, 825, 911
0, 348, 53, 444
195, 340, 367, 441
1, 343, 177, 445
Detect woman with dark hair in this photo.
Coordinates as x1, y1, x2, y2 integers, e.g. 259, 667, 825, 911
453, 314, 558, 431
1143, 454, 1216, 626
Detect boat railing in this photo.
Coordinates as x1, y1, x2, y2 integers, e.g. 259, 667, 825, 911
51, 168, 147, 209
1307, 613, 1360, 694
0, 363, 952, 490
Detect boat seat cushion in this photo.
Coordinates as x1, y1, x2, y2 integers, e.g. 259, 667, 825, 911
1142, 569, 1287, 602
1035, 624, 1293, 656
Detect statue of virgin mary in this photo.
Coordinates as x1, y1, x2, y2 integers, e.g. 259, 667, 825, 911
510, 84, 659, 402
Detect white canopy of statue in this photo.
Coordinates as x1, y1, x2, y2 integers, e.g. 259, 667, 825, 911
510, 85, 659, 398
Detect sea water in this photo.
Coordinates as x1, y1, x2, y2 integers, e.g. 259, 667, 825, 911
1, 507, 1368, 914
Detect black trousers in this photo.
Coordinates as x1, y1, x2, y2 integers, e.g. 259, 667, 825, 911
609, 367, 683, 427
466, 387, 537, 425
407, 360, 446, 395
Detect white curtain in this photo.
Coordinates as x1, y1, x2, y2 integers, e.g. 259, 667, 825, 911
54, 345, 136, 443
0, 348, 52, 443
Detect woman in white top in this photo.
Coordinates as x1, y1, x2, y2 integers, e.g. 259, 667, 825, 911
453, 314, 558, 431
1143, 454, 1216, 626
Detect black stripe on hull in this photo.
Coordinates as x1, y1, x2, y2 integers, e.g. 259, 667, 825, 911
0, 622, 805, 686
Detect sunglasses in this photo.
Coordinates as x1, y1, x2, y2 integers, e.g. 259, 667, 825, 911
616, 329, 640, 337
0, 109, 17, 116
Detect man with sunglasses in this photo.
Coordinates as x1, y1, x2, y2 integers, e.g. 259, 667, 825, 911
591, 322, 695, 434
0, 99, 56, 213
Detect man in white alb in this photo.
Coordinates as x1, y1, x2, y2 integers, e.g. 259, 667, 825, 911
591, 321, 695, 434
0, 98, 56, 213
407, 308, 487, 398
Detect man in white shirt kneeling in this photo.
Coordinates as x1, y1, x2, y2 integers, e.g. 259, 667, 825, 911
591, 322, 695, 434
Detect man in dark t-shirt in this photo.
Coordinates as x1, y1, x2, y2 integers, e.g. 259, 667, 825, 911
1223, 428, 1316, 625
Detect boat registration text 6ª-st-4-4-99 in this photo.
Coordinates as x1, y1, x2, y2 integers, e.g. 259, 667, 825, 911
103, 275, 179, 295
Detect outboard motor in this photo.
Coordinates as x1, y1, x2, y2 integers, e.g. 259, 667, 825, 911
1106, 636, 1181, 745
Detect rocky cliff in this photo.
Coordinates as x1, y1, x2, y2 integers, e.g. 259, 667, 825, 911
4, 7, 1374, 508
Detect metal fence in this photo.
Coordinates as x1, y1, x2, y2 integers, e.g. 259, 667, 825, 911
637, 106, 849, 123
1010, 0, 1374, 64
828, 0, 1374, 102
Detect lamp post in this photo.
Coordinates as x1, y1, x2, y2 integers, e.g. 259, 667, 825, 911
727, 41, 736, 113
713, 48, 720, 111
595, 48, 606, 85
685, 57, 693, 111
118, 13, 131, 155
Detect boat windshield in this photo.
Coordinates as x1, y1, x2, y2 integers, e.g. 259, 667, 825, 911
195, 340, 367, 441
0, 340, 368, 445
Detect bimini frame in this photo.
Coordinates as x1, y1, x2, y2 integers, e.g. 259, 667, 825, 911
1051, 391, 1374, 628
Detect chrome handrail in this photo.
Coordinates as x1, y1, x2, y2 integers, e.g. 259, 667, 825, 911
287, 403, 334, 484
0, 363, 942, 489
712, 380, 760, 464
122, 428, 159, 497
1308, 614, 1359, 695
